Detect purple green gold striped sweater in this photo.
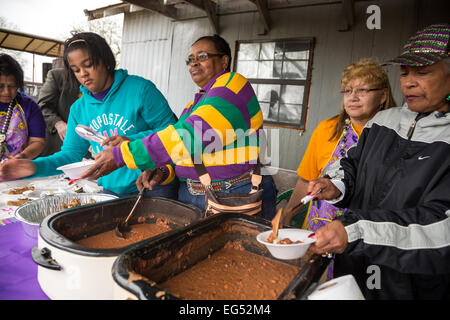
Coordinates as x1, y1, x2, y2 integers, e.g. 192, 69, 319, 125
112, 71, 264, 182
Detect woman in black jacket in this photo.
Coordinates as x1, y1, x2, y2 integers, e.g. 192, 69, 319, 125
307, 23, 450, 299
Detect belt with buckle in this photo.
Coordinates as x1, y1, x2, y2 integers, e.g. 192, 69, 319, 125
186, 171, 252, 195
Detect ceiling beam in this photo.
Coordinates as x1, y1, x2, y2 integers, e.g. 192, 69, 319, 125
124, 0, 178, 20
338, 0, 355, 31
44, 43, 59, 56
84, 3, 131, 21
177, 0, 203, 9
162, 0, 184, 4
182, 0, 220, 34
0, 34, 8, 47
202, 0, 220, 34
248, 0, 271, 35
22, 38, 35, 51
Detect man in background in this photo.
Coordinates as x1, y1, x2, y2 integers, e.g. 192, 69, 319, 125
38, 67, 80, 156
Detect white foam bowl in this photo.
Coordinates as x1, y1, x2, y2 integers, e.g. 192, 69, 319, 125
256, 228, 316, 260
57, 160, 95, 180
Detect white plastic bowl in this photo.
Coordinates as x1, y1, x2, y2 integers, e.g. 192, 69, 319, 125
57, 160, 95, 180
256, 228, 316, 260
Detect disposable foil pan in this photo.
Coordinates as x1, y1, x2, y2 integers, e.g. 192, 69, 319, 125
14, 193, 118, 239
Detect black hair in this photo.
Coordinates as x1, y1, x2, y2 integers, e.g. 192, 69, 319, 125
63, 32, 116, 88
0, 53, 24, 91
193, 34, 232, 71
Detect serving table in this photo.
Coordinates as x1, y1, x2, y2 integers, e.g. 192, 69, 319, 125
0, 175, 101, 300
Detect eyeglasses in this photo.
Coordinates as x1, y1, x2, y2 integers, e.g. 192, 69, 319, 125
186, 52, 224, 66
0, 84, 18, 92
341, 88, 384, 97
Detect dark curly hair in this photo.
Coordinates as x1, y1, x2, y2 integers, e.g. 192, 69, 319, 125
0, 53, 24, 91
63, 32, 116, 88
193, 34, 232, 71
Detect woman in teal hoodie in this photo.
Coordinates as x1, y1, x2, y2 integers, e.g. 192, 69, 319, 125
0, 32, 178, 197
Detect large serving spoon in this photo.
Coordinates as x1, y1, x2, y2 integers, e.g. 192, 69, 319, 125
267, 189, 322, 243
114, 187, 146, 239
114, 169, 158, 239
75, 125, 107, 144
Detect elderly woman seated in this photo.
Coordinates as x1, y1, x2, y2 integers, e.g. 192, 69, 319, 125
0, 54, 46, 163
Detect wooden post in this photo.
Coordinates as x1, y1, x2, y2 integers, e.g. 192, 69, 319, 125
32, 53, 35, 83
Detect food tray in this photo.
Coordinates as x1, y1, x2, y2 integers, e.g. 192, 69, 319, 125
112, 213, 330, 300
38, 196, 204, 256
14, 193, 118, 238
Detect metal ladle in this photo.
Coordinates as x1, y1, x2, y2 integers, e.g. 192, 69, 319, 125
114, 170, 158, 239
115, 187, 146, 239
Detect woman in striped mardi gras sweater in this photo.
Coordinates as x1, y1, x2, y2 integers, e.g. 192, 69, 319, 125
80, 34, 278, 220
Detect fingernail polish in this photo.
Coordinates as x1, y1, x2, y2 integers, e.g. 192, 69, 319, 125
308, 233, 315, 238
306, 192, 311, 195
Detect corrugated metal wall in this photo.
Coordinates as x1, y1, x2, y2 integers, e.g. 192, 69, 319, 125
120, 0, 447, 171
121, 10, 174, 95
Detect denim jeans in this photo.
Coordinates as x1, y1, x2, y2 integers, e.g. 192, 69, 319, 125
103, 181, 179, 200
178, 175, 278, 220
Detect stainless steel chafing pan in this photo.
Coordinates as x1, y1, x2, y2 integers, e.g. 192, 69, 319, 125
14, 193, 118, 238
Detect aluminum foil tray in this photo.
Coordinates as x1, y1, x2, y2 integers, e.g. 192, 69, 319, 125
14, 193, 118, 238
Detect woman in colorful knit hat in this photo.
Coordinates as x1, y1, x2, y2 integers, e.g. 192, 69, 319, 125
0, 53, 46, 163
306, 23, 450, 299
79, 34, 278, 220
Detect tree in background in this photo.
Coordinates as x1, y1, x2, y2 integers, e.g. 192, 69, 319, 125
0, 14, 123, 82
0, 16, 28, 69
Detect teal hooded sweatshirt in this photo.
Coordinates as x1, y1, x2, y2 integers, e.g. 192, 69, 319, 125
32, 69, 177, 194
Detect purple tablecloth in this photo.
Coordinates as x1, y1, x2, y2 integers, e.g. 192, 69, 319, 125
0, 219, 50, 300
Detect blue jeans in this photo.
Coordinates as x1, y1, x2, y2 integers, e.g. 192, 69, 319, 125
178, 175, 278, 220
103, 181, 179, 200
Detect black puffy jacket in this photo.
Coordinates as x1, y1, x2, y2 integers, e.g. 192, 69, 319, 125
328, 105, 450, 299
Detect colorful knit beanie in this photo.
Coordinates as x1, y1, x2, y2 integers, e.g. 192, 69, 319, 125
384, 23, 450, 66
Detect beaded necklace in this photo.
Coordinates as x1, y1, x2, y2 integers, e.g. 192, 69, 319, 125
0, 99, 16, 159
0, 98, 15, 146
339, 118, 351, 158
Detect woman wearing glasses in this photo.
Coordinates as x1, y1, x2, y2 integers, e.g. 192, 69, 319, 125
79, 34, 278, 220
0, 54, 46, 163
283, 58, 396, 239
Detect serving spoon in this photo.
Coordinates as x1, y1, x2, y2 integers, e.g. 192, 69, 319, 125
268, 189, 322, 243
75, 125, 107, 144
114, 170, 158, 239
115, 187, 146, 239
